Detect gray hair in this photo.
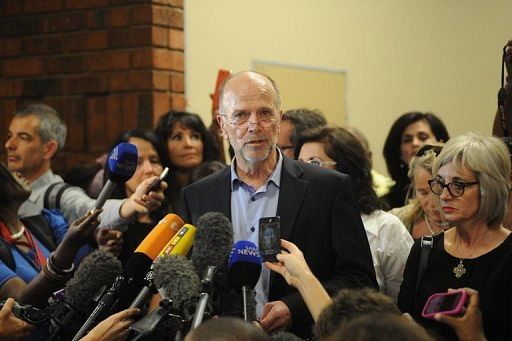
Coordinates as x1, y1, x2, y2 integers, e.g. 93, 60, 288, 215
14, 103, 67, 152
432, 133, 510, 227
218, 71, 281, 115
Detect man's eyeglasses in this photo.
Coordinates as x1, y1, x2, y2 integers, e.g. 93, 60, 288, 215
304, 158, 337, 167
221, 111, 277, 128
428, 178, 479, 197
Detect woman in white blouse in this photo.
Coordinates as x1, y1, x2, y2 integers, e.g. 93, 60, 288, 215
296, 126, 413, 301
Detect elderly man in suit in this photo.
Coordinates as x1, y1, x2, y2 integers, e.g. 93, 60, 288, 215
178, 71, 377, 338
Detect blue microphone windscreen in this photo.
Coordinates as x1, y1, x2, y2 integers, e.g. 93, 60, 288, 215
227, 241, 262, 289
107, 142, 138, 183
228, 240, 262, 268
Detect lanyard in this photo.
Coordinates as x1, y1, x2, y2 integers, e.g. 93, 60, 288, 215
0, 221, 47, 271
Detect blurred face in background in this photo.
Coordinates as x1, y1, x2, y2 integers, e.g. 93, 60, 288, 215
400, 120, 436, 165
414, 166, 442, 222
278, 119, 294, 158
167, 123, 204, 170
298, 141, 337, 171
125, 137, 163, 196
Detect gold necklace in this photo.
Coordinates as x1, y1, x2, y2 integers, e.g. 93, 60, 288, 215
424, 213, 452, 228
452, 229, 489, 278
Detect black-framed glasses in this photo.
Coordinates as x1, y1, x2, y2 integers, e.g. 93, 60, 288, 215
304, 158, 337, 167
221, 112, 277, 128
428, 178, 479, 197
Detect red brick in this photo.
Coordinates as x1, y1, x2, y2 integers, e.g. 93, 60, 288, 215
152, 26, 168, 47
169, 29, 183, 50
121, 93, 138, 130
1, 1, 23, 16
170, 93, 186, 110
66, 31, 108, 52
65, 0, 108, 9
89, 51, 131, 71
153, 6, 183, 28
130, 4, 152, 25
0, 38, 21, 57
67, 75, 109, 94
109, 27, 151, 48
110, 71, 153, 91
152, 92, 171, 123
137, 92, 153, 128
3, 58, 43, 77
0, 17, 46, 37
0, 80, 22, 98
131, 49, 152, 68
23, 36, 48, 55
65, 98, 86, 151
47, 12, 87, 32
23, 78, 64, 96
170, 72, 184, 92
47, 36, 65, 54
110, 0, 146, 5
23, 0, 62, 14
105, 95, 124, 142
87, 9, 107, 29
107, 7, 130, 27
86, 96, 109, 152
153, 71, 169, 90
152, 0, 183, 8
153, 49, 183, 71
44, 56, 86, 74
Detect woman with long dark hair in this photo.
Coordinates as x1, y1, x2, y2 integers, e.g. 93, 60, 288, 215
155, 111, 221, 211
297, 126, 413, 301
383, 112, 449, 209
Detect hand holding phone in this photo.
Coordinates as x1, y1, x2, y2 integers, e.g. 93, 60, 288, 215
422, 289, 467, 319
146, 167, 169, 194
259, 217, 281, 262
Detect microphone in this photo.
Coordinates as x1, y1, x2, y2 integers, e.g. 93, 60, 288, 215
189, 212, 233, 327
94, 142, 138, 210
46, 251, 123, 340
158, 223, 196, 257
129, 255, 201, 339
72, 214, 182, 340
128, 221, 192, 310
227, 241, 262, 321
499, 87, 509, 136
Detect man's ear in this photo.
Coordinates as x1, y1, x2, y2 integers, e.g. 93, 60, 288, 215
43, 140, 59, 160
216, 115, 229, 139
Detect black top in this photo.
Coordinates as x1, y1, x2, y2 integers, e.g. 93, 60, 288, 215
119, 221, 154, 267
398, 232, 512, 340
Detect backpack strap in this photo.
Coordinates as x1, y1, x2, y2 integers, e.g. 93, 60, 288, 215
21, 215, 57, 252
415, 235, 434, 303
44, 183, 72, 211
0, 237, 16, 271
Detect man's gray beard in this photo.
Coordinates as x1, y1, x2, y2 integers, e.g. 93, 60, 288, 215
240, 145, 272, 164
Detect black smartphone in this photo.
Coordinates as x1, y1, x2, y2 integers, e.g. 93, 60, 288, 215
146, 167, 169, 194
259, 216, 281, 262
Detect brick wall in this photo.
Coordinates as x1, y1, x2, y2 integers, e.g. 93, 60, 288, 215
0, 0, 185, 174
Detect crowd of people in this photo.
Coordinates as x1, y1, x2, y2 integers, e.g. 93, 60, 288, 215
0, 40, 510, 341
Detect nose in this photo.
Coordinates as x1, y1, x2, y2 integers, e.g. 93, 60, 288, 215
5, 136, 15, 151
140, 159, 153, 175
438, 186, 452, 200
412, 136, 422, 147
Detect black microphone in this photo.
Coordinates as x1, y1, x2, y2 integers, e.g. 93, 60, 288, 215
189, 212, 233, 323
227, 241, 262, 321
129, 255, 200, 339
71, 216, 178, 340
46, 251, 123, 340
95, 142, 138, 210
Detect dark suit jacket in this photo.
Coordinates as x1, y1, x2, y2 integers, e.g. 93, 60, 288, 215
178, 156, 377, 338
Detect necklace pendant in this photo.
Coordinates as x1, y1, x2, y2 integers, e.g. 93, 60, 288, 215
453, 260, 466, 278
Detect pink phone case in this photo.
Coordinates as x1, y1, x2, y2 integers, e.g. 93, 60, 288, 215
421, 290, 467, 319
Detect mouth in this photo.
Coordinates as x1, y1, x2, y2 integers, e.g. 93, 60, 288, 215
442, 206, 456, 213
7, 155, 19, 162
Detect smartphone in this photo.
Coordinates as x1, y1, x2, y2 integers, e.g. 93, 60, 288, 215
259, 216, 281, 262
146, 167, 169, 194
421, 289, 467, 319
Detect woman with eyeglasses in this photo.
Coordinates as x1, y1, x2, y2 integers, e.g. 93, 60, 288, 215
390, 144, 450, 239
383, 112, 450, 209
296, 126, 413, 302
398, 133, 512, 340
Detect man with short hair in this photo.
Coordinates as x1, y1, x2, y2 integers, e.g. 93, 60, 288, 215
178, 71, 377, 338
5, 103, 163, 226
278, 108, 326, 158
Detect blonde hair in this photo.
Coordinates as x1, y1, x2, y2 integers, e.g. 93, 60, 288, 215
432, 133, 510, 227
